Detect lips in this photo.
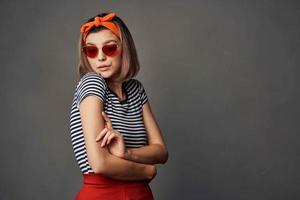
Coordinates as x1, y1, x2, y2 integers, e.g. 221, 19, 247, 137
97, 65, 111, 71
98, 65, 110, 68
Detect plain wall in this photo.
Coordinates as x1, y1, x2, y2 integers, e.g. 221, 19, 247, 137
0, 0, 299, 199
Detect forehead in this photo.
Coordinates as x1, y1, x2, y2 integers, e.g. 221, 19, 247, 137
85, 29, 119, 44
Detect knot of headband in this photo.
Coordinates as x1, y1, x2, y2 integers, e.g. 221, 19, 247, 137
80, 12, 121, 41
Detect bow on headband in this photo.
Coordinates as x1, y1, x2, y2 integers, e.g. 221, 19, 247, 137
80, 12, 121, 41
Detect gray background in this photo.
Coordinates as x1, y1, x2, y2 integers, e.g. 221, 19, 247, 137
1, 0, 299, 199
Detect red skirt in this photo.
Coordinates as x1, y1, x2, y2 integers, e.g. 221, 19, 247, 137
75, 173, 154, 200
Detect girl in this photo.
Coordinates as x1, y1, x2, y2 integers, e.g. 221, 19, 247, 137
69, 12, 168, 200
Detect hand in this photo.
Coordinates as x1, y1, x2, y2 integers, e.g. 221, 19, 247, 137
146, 165, 157, 183
95, 111, 126, 158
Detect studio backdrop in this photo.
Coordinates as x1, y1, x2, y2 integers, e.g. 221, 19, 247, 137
0, 0, 299, 199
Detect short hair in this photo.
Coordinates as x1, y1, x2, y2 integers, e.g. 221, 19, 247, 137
77, 12, 140, 81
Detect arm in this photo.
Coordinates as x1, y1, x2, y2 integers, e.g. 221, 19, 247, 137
124, 101, 169, 165
79, 95, 156, 181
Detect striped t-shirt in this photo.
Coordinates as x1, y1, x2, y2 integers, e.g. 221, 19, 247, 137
69, 71, 149, 174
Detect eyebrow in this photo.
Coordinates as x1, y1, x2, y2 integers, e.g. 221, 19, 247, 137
86, 39, 117, 45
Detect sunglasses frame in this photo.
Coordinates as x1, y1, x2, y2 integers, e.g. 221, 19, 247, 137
81, 42, 121, 58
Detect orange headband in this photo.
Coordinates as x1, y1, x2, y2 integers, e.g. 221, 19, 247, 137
80, 12, 121, 42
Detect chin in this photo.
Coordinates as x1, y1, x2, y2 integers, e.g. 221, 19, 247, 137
98, 71, 112, 78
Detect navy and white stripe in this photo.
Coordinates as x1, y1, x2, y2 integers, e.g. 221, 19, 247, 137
69, 72, 149, 174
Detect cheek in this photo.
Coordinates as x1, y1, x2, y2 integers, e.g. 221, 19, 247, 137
115, 52, 122, 65
87, 58, 98, 68
113, 56, 122, 67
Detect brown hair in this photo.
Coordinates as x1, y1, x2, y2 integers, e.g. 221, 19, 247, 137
77, 12, 140, 81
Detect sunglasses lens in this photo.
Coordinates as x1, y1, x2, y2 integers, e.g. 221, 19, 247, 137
102, 44, 119, 57
83, 44, 119, 58
83, 46, 98, 58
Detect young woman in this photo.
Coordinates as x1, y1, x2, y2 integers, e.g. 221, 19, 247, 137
69, 12, 168, 200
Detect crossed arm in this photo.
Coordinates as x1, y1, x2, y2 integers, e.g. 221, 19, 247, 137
79, 95, 168, 181
124, 101, 168, 165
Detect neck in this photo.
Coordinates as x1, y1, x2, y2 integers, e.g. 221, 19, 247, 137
107, 79, 125, 100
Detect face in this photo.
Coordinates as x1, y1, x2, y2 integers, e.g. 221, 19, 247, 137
84, 29, 122, 80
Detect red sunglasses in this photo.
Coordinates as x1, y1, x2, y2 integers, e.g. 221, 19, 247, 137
82, 43, 120, 58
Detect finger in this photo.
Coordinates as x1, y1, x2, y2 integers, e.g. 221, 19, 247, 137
101, 130, 112, 147
95, 127, 107, 141
95, 127, 108, 141
106, 132, 117, 145
102, 112, 112, 129
102, 111, 113, 129
101, 111, 110, 122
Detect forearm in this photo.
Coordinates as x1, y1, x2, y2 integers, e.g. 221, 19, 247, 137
99, 152, 153, 181
125, 144, 168, 164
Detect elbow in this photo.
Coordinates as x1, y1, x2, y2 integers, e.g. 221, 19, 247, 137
158, 145, 169, 164
161, 149, 169, 164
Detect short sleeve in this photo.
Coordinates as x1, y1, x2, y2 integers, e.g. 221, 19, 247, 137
137, 80, 148, 105
76, 72, 107, 109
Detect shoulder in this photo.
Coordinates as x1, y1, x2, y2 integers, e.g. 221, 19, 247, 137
125, 78, 142, 93
77, 72, 107, 90
81, 72, 106, 84
129, 78, 147, 99
129, 78, 144, 89
75, 72, 107, 108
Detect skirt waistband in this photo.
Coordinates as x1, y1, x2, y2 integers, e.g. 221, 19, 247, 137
82, 173, 149, 186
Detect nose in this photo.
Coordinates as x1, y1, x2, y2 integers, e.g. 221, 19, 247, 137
97, 49, 106, 61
